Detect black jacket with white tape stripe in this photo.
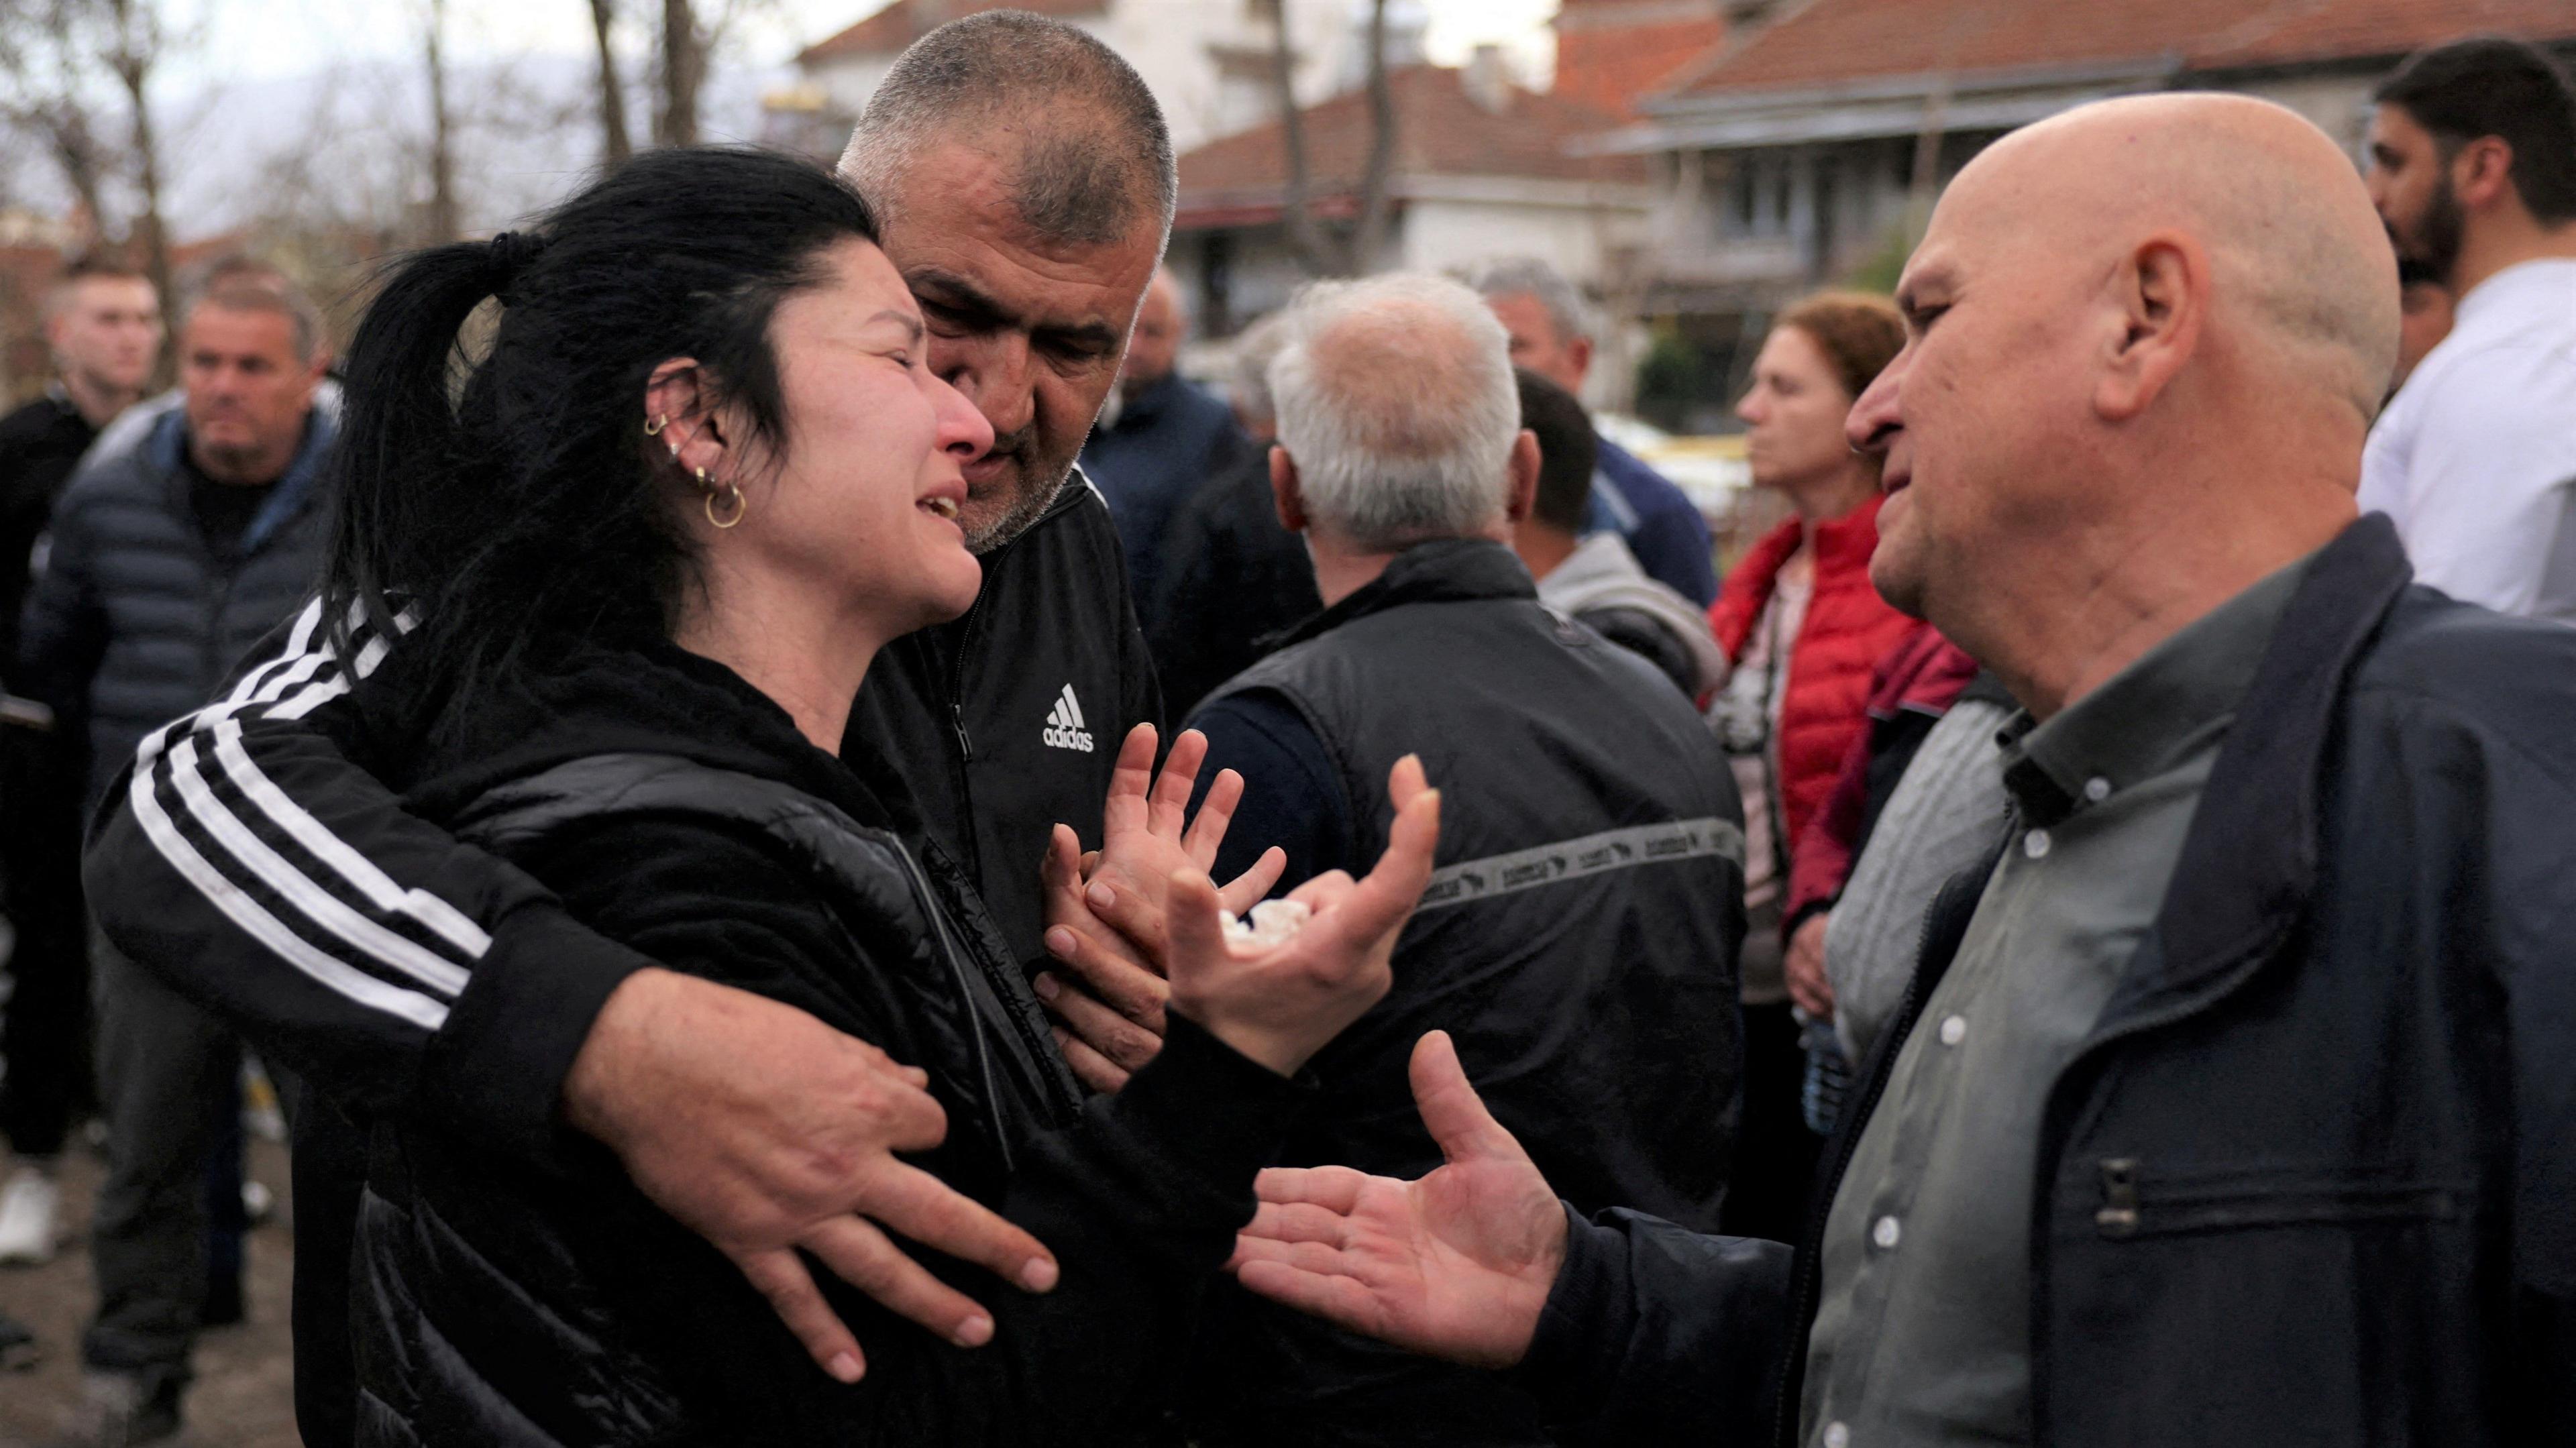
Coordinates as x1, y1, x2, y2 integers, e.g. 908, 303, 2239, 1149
1181, 538, 1748, 1448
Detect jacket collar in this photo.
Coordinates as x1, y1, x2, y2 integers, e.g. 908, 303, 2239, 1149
2096, 512, 2413, 1027
1274, 537, 1535, 649
150, 403, 337, 553
1711, 494, 1884, 658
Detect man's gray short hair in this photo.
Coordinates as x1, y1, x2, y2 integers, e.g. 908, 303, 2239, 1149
1461, 256, 1593, 345
183, 256, 323, 361
1226, 311, 1291, 428
1269, 274, 1520, 551
837, 11, 1177, 249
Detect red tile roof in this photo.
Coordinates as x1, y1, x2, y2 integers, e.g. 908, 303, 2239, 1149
1663, 0, 2576, 99
1175, 64, 1647, 221
800, 0, 1108, 65
1556, 17, 1731, 118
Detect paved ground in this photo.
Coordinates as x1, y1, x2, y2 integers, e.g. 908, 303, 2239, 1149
0, 1142, 299, 1448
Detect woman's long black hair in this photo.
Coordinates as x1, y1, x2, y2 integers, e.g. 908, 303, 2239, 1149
318, 145, 879, 722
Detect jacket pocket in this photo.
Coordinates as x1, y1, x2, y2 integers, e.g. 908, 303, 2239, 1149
2086, 1158, 2471, 1240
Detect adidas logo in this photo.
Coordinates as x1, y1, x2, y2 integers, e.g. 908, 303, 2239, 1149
1041, 683, 1095, 753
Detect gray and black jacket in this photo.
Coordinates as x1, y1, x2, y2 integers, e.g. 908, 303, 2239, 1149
19, 404, 334, 805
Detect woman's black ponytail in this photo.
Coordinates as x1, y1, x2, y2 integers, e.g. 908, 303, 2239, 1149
321, 233, 535, 658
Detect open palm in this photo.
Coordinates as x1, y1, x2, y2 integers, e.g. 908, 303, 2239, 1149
1228, 1031, 1568, 1370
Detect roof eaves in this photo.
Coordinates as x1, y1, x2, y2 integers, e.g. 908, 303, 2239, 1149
1599, 62, 2176, 154
1649, 56, 2184, 117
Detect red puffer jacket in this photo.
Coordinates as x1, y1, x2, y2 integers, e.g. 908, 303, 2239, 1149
1707, 494, 1916, 867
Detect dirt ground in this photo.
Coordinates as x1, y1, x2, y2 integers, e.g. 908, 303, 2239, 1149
0, 1141, 299, 1448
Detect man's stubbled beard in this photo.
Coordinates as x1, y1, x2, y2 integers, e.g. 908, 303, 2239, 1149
965, 418, 1077, 555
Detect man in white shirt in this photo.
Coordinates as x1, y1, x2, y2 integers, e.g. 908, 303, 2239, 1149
2359, 36, 2576, 625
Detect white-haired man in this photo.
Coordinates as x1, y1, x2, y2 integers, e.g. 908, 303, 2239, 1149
1151, 273, 1747, 1445
1467, 257, 1717, 607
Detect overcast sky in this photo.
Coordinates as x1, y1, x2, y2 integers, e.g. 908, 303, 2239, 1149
3, 1, 1560, 240
168, 0, 1559, 88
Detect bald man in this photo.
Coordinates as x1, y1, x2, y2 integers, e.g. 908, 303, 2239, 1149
1224, 94, 2576, 1445
1081, 266, 1244, 628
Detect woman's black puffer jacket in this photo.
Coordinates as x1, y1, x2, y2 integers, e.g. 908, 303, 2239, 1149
345, 638, 1312, 1447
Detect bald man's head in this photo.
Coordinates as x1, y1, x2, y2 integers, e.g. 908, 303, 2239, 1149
1955, 93, 2398, 418
1855, 93, 2388, 657
1120, 267, 1186, 396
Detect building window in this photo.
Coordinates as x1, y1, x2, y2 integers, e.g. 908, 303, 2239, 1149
1725, 152, 1791, 239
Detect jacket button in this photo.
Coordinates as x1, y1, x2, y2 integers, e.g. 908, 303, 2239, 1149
1823, 1423, 1851, 1448
2024, 828, 2052, 859
1872, 1215, 1900, 1250
1939, 1015, 1966, 1046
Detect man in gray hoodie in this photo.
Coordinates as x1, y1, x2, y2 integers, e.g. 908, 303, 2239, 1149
1510, 370, 1723, 700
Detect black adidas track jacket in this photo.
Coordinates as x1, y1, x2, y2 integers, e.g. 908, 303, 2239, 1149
83, 472, 1157, 1172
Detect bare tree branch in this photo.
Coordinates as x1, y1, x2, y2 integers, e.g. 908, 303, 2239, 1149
423, 0, 461, 243
99, 0, 171, 310
1269, 0, 1333, 276
654, 0, 703, 148
586, 0, 632, 163
1348, 0, 1395, 276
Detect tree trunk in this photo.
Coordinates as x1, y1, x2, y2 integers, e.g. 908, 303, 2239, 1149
1269, 0, 1335, 277
103, 0, 170, 322
586, 0, 631, 162
423, 0, 460, 243
655, 0, 701, 148
38, 102, 113, 241
1346, 0, 1396, 276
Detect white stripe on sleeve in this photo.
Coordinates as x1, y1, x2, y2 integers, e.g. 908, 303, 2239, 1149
166, 736, 473, 997
127, 759, 453, 1032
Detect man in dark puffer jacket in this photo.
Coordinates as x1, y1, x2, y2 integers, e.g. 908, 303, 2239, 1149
18, 263, 333, 1443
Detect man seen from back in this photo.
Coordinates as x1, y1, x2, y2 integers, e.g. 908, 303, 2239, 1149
1052, 272, 1746, 1446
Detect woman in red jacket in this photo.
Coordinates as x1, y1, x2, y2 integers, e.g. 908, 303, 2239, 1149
1707, 291, 1911, 1244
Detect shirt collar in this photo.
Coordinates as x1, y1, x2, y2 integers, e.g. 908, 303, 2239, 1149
2451, 257, 2576, 341
1997, 551, 2314, 826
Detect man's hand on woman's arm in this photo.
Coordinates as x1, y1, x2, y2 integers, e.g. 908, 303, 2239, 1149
564, 968, 1061, 1381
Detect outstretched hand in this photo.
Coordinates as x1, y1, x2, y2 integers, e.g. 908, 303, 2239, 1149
1036, 723, 1286, 1091
1159, 754, 1440, 1078
1228, 1030, 1566, 1370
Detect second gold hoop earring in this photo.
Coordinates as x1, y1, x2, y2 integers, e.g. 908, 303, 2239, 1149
698, 466, 747, 528
645, 413, 667, 437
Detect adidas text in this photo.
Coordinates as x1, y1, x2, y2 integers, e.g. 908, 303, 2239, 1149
1043, 683, 1095, 752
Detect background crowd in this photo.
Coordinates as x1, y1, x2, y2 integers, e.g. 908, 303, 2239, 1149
0, 3, 2571, 1447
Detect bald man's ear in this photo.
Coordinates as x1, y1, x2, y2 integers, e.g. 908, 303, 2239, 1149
1503, 430, 1540, 525
2096, 232, 2206, 424
1270, 443, 1309, 535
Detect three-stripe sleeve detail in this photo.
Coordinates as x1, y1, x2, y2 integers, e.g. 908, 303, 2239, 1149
123, 598, 476, 1032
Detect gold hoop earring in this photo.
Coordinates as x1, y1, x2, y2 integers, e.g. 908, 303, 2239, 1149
698, 466, 748, 529
644, 413, 667, 437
